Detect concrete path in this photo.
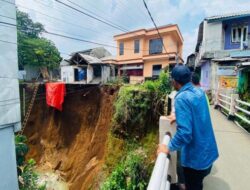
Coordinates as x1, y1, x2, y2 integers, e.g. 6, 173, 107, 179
204, 108, 250, 190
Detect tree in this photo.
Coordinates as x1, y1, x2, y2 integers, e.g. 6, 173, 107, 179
17, 9, 62, 70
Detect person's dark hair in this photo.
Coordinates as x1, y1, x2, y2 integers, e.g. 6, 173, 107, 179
171, 65, 191, 85
191, 73, 200, 85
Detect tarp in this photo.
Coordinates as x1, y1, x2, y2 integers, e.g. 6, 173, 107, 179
46, 83, 66, 111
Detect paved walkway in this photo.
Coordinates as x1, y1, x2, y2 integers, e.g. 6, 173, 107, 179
204, 108, 250, 190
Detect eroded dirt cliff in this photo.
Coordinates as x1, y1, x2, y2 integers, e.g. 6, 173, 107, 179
24, 85, 118, 190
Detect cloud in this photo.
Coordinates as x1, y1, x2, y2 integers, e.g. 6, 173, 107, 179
182, 28, 199, 62
15, 0, 250, 61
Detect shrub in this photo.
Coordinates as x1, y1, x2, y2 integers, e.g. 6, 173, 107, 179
18, 159, 46, 190
101, 150, 149, 190
112, 71, 171, 138
15, 135, 45, 190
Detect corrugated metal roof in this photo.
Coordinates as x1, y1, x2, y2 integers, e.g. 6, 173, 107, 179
78, 54, 102, 64
206, 11, 250, 22
101, 56, 116, 61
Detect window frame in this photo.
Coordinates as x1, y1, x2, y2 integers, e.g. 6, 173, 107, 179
231, 26, 248, 43
134, 39, 140, 54
152, 64, 162, 77
149, 38, 163, 55
119, 42, 124, 55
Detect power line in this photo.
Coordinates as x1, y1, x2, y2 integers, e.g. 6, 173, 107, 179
0, 23, 16, 28
45, 31, 118, 49
1, 18, 185, 55
0, 21, 16, 27
2, 0, 126, 36
116, 0, 148, 22
0, 101, 20, 107
0, 98, 20, 103
65, 0, 129, 32
142, 0, 167, 54
0, 39, 71, 56
30, 0, 114, 38
0, 0, 13, 5
0, 14, 16, 20
0, 39, 16, 44
55, 0, 128, 32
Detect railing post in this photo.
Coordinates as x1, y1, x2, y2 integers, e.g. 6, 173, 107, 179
159, 116, 177, 184
228, 94, 239, 120
214, 90, 219, 109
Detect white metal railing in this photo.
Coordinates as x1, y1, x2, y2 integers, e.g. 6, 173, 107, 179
147, 135, 171, 190
218, 93, 232, 112
147, 117, 177, 190
216, 92, 250, 127
235, 99, 250, 125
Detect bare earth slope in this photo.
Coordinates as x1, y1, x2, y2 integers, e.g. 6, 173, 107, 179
24, 86, 117, 190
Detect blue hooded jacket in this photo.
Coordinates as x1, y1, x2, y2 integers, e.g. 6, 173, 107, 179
168, 82, 219, 170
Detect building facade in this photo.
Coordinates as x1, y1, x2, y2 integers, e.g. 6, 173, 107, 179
114, 25, 183, 83
60, 48, 114, 84
0, 0, 21, 189
195, 12, 250, 99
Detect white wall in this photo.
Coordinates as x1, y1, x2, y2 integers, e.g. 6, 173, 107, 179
203, 20, 223, 53
0, 0, 20, 189
87, 65, 93, 83
61, 66, 75, 83
101, 66, 111, 83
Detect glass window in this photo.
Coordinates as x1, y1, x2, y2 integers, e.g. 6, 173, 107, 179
243, 27, 247, 42
152, 65, 162, 77
149, 38, 163, 54
119, 42, 124, 55
232, 28, 236, 42
231, 26, 248, 43
238, 28, 242, 41
134, 39, 140, 53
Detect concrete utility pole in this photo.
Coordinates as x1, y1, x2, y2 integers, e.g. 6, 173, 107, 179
0, 0, 21, 189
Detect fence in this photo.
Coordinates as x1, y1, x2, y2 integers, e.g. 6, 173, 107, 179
216, 92, 250, 126
147, 117, 177, 190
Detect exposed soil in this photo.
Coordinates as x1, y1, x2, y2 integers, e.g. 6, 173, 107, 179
24, 85, 118, 190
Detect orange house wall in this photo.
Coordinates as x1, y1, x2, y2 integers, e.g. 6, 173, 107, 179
143, 59, 169, 77
114, 25, 183, 78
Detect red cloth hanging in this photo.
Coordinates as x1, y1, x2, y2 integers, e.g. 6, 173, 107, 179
46, 83, 66, 111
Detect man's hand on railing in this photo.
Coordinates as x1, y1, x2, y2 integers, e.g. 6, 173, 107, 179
157, 144, 170, 155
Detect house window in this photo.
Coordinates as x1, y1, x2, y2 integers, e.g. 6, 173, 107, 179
134, 39, 140, 53
119, 42, 124, 55
231, 26, 248, 43
152, 65, 162, 77
149, 38, 163, 54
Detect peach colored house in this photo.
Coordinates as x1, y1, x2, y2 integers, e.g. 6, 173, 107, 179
113, 24, 184, 83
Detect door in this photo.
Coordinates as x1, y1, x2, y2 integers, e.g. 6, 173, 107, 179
74, 68, 79, 81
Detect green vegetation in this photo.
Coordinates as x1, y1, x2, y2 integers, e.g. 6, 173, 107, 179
102, 129, 158, 190
235, 95, 250, 132
101, 150, 149, 190
102, 71, 171, 189
15, 135, 45, 190
17, 9, 61, 70
112, 71, 171, 138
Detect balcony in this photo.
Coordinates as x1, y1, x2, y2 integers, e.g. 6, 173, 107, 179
230, 49, 250, 58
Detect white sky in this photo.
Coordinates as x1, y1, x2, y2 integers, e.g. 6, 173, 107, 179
15, 0, 250, 62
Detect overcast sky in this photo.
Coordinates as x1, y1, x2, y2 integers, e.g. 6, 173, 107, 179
16, 0, 250, 62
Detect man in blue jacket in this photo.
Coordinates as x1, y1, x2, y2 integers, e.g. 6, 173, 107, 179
158, 65, 219, 190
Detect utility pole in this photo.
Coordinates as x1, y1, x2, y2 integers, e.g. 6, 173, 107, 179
0, 0, 21, 189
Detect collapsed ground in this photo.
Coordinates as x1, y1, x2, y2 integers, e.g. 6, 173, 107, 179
22, 79, 168, 189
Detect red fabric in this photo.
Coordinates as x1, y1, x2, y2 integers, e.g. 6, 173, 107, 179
46, 83, 66, 111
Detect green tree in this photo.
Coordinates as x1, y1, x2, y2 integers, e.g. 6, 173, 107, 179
17, 9, 61, 69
